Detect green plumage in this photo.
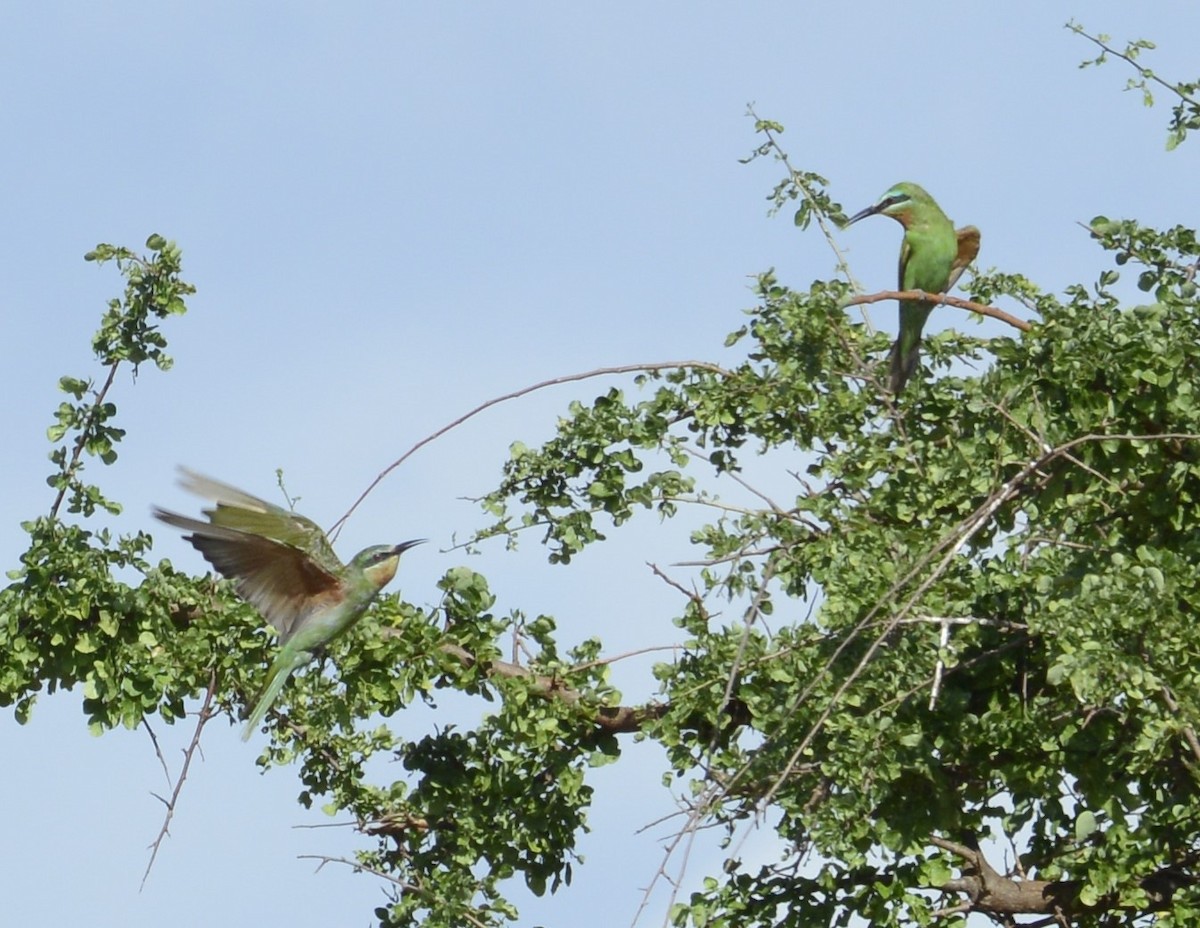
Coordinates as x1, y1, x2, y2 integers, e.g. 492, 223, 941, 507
845, 182, 980, 393
154, 469, 422, 740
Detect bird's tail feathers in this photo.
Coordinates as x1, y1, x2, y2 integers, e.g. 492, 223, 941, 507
888, 338, 921, 395
241, 648, 311, 741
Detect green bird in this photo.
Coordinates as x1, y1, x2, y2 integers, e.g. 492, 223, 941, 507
153, 468, 423, 740
845, 182, 980, 394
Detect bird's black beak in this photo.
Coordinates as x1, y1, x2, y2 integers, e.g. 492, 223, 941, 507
392, 539, 426, 555
844, 203, 882, 228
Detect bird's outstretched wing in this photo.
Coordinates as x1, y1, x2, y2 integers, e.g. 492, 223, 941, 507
154, 469, 347, 642
176, 469, 343, 572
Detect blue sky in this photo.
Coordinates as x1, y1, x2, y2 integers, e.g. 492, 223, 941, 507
2, 4, 1197, 926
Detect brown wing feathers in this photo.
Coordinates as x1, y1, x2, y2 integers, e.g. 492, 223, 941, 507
152, 507, 343, 642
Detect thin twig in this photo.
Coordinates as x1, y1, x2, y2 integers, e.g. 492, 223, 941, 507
893, 615, 996, 626
991, 401, 1115, 490
648, 562, 704, 604
141, 668, 219, 889
143, 716, 171, 784
744, 105, 864, 300
330, 361, 731, 537
639, 558, 780, 925
672, 544, 782, 568
629, 814, 694, 928
681, 444, 787, 515
661, 495, 785, 518
1071, 26, 1200, 107
569, 644, 684, 676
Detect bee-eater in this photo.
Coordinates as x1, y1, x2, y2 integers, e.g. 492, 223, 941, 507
153, 469, 423, 740
845, 182, 980, 394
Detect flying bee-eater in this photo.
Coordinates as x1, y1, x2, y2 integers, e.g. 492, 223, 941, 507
845, 182, 980, 394
153, 468, 423, 740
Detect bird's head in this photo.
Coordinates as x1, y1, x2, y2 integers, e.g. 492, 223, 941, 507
844, 182, 932, 229
354, 539, 425, 590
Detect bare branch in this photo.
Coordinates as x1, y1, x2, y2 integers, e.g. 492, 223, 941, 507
331, 361, 731, 536
843, 289, 1032, 332
648, 561, 705, 603
140, 668, 219, 889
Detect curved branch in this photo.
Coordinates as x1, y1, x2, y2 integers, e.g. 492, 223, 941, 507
330, 361, 731, 536
843, 290, 1032, 332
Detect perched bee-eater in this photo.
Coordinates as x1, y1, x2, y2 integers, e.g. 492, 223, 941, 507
154, 468, 423, 740
845, 182, 980, 394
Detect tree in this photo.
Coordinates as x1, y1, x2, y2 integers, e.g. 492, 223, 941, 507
5, 25, 1200, 928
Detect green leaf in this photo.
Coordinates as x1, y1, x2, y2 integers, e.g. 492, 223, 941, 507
1075, 810, 1098, 841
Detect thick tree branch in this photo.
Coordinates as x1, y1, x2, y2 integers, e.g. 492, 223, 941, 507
929, 835, 1080, 916
930, 834, 1197, 919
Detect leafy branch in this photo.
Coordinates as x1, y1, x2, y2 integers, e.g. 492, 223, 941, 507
47, 235, 192, 518
741, 104, 864, 298
1069, 19, 1200, 149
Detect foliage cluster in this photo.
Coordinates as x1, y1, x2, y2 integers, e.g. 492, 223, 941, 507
4, 23, 1200, 928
